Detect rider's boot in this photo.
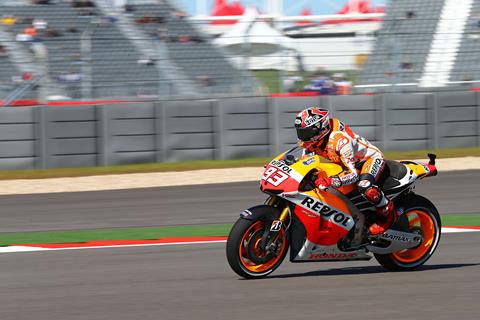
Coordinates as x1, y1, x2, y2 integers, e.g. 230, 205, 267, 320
369, 200, 396, 235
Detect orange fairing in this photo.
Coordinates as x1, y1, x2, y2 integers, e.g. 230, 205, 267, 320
261, 147, 357, 246
294, 189, 354, 246
260, 149, 358, 195
403, 161, 436, 179
315, 189, 351, 214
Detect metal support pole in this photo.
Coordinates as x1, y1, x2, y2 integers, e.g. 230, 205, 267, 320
476, 91, 480, 147
214, 99, 225, 160
161, 101, 168, 162
154, 101, 167, 162
34, 106, 47, 169
96, 104, 109, 166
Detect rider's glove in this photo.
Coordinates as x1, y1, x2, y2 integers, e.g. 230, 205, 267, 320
315, 176, 341, 189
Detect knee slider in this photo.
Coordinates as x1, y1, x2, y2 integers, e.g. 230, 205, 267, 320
363, 185, 383, 205
357, 173, 375, 193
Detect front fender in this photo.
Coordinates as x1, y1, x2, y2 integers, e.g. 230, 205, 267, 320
240, 205, 281, 221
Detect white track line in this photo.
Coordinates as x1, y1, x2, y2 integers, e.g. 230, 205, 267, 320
441, 227, 480, 233
0, 246, 50, 253
0, 228, 478, 254
0, 240, 227, 254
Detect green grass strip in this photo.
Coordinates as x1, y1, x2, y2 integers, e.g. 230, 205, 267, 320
0, 147, 478, 180
0, 224, 232, 246
441, 214, 480, 227
1, 214, 479, 246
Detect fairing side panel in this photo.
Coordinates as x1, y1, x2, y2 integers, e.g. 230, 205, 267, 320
289, 213, 370, 262
402, 161, 434, 178
289, 214, 307, 261
291, 239, 371, 262
280, 191, 355, 246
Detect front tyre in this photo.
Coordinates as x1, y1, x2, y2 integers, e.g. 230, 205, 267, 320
375, 194, 441, 271
226, 217, 289, 279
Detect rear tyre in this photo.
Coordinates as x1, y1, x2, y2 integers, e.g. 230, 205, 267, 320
226, 215, 289, 279
374, 194, 441, 271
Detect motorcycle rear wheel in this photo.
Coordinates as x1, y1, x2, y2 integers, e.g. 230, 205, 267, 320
374, 194, 441, 271
226, 217, 289, 279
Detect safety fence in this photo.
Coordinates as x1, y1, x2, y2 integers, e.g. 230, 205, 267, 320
0, 91, 478, 170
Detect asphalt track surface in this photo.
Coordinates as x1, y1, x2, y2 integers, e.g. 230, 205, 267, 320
0, 170, 479, 320
0, 170, 479, 233
0, 233, 479, 320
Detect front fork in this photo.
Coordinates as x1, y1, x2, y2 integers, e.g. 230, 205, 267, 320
265, 196, 291, 229
261, 196, 291, 251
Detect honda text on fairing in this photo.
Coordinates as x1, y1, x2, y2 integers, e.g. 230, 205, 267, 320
226, 147, 440, 279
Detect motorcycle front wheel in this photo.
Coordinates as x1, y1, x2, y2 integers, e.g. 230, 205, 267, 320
226, 217, 289, 279
374, 194, 441, 271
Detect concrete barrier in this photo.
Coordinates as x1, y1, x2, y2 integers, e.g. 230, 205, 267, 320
0, 92, 478, 169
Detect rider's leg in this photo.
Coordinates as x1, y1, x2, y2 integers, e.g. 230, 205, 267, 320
357, 158, 395, 235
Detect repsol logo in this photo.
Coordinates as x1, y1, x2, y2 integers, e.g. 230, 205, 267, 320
301, 196, 351, 227
370, 158, 383, 176
270, 160, 292, 173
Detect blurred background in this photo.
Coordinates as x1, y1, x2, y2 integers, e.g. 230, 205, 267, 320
0, 0, 479, 169
1, 0, 463, 101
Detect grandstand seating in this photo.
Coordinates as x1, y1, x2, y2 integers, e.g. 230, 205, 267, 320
0, 55, 19, 100
450, 0, 480, 83
359, 0, 445, 88
1, 2, 165, 99
129, 1, 252, 94
0, 0, 254, 100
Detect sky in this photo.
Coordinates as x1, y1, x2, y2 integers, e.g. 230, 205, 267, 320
175, 0, 388, 16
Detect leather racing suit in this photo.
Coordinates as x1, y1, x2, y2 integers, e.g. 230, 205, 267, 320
308, 118, 390, 210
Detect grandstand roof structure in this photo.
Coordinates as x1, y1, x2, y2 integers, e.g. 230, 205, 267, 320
213, 7, 294, 56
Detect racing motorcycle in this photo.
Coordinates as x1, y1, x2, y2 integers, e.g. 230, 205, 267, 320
226, 146, 441, 279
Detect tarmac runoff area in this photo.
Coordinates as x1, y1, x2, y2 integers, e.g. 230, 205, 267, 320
0, 156, 479, 195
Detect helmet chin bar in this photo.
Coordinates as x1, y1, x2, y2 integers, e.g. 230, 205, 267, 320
302, 139, 322, 152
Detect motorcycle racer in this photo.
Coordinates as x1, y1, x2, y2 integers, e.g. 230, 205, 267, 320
294, 107, 395, 235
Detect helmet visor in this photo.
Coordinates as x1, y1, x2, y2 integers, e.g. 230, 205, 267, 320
296, 126, 319, 141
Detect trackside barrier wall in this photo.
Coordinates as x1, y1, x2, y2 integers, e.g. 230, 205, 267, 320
0, 92, 479, 170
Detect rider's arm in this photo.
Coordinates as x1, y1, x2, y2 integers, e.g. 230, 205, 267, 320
334, 133, 358, 186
